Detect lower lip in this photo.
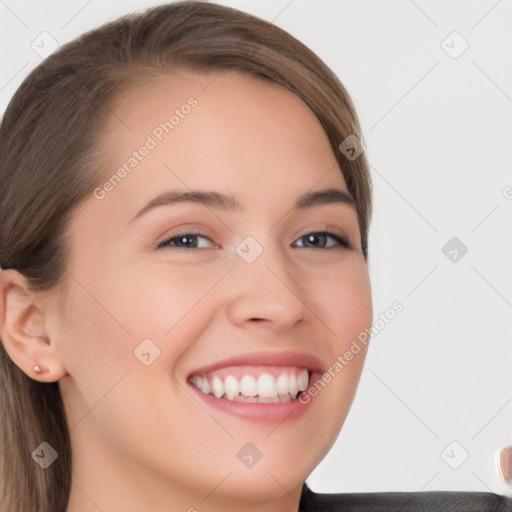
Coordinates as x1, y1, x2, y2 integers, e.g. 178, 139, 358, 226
187, 378, 317, 424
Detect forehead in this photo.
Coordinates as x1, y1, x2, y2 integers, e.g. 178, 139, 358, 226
93, 70, 349, 220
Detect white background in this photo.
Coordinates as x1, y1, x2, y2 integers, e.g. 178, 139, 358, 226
1, 0, 511, 498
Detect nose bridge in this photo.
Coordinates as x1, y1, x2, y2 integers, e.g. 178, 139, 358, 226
225, 234, 306, 328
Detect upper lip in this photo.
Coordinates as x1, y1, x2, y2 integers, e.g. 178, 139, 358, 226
188, 350, 326, 377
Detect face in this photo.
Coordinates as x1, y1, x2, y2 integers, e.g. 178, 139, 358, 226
54, 70, 373, 510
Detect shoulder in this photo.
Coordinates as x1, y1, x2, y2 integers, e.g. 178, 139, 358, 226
299, 484, 512, 511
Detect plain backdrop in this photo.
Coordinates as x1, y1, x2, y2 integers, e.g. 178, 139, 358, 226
1, 0, 511, 498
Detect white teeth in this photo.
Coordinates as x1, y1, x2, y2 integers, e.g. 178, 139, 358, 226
190, 368, 310, 402
240, 375, 258, 397
224, 375, 239, 400
298, 369, 309, 391
211, 376, 224, 398
289, 374, 299, 399
276, 374, 289, 396
200, 377, 210, 395
257, 374, 277, 398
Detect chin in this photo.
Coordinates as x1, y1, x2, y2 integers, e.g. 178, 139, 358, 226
210, 469, 307, 505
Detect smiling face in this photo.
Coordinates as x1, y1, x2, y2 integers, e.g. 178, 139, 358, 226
55, 70, 373, 511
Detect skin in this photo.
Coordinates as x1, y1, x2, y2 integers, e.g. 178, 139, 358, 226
0, 70, 372, 512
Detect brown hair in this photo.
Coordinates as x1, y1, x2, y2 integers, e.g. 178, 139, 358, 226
0, 2, 372, 510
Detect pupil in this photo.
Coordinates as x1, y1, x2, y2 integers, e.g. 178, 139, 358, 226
307, 233, 324, 247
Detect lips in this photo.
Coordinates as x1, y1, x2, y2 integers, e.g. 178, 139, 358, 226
185, 351, 325, 422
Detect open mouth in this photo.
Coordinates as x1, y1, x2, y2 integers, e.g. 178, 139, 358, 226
189, 366, 310, 403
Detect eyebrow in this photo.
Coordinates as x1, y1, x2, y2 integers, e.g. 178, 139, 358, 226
131, 187, 356, 222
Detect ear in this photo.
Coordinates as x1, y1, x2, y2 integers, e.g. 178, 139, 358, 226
0, 269, 67, 383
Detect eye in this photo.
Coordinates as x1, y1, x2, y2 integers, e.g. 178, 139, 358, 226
156, 230, 349, 250
292, 231, 350, 249
157, 232, 219, 249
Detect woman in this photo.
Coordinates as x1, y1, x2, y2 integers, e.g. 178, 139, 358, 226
0, 2, 509, 511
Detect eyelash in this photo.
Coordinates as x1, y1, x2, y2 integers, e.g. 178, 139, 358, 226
157, 230, 350, 250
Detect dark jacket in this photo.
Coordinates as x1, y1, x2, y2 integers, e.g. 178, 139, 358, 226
298, 483, 512, 511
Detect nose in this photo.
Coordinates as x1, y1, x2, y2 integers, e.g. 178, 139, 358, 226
224, 242, 306, 332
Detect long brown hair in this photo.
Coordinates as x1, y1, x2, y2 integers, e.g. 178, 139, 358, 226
0, 2, 372, 510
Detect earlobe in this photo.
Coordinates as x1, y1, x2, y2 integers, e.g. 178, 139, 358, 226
0, 269, 67, 382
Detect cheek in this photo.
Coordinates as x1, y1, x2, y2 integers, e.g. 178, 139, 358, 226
57, 283, 139, 427
309, 259, 373, 350
94, 261, 230, 363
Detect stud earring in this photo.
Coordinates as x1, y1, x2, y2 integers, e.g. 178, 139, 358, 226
34, 365, 42, 373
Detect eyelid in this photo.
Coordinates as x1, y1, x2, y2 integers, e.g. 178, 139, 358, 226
292, 223, 350, 244
154, 224, 218, 248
